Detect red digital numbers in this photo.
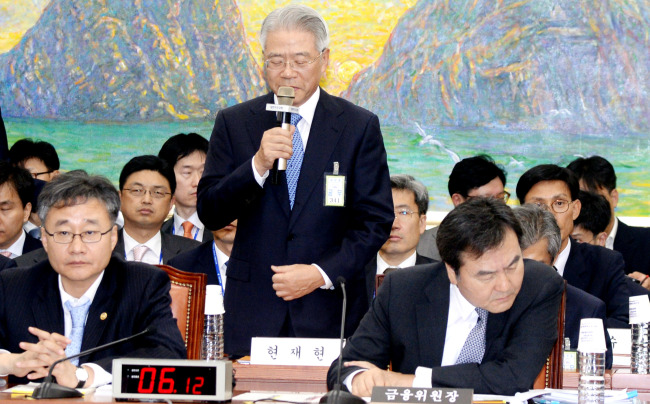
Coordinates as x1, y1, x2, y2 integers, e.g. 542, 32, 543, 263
136, 367, 176, 394
192, 377, 204, 395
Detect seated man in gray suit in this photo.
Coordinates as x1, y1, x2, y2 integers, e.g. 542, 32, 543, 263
117, 155, 199, 264
329, 198, 563, 396
0, 172, 185, 387
417, 155, 509, 260
365, 174, 435, 305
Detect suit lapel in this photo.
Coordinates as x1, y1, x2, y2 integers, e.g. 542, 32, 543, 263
161, 233, 177, 262
80, 261, 118, 352
416, 269, 450, 367
33, 266, 64, 335
564, 238, 589, 289
114, 230, 126, 257
485, 311, 507, 358
289, 91, 344, 230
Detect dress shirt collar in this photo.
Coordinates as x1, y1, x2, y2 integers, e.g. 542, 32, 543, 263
376, 251, 417, 275
0, 230, 26, 259
605, 217, 619, 250
122, 229, 162, 264
449, 283, 478, 324
172, 211, 204, 239
214, 243, 229, 290
58, 270, 104, 307
554, 237, 572, 276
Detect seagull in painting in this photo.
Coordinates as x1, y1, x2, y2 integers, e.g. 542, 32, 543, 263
415, 123, 460, 163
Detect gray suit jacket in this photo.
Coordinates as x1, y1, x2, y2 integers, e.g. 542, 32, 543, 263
417, 226, 441, 261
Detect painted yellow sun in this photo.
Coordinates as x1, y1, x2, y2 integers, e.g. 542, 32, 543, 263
0, 0, 415, 95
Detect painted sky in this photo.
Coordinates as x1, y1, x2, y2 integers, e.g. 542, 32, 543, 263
0, 0, 415, 95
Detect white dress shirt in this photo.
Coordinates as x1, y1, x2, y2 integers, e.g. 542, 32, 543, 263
58, 272, 112, 387
0, 230, 26, 259
123, 230, 162, 265
376, 251, 417, 275
172, 211, 206, 242
605, 217, 619, 250
553, 238, 572, 276
214, 243, 229, 293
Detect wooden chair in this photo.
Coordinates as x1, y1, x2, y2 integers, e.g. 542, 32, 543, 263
156, 264, 207, 360
533, 281, 567, 389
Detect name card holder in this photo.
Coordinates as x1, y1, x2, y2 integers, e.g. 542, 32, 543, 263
250, 337, 340, 366
371, 387, 473, 404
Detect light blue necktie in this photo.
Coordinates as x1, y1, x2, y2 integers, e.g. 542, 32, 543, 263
64, 300, 91, 366
286, 114, 304, 209
455, 307, 488, 364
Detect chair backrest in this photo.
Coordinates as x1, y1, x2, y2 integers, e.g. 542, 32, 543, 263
156, 264, 207, 360
533, 281, 567, 389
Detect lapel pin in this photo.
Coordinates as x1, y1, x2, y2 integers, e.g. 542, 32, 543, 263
100, 312, 108, 320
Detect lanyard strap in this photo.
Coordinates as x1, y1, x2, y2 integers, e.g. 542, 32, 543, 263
212, 243, 225, 297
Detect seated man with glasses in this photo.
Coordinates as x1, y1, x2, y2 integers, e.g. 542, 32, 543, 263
418, 155, 509, 261
0, 172, 186, 388
516, 164, 630, 328
118, 155, 199, 265
365, 174, 436, 305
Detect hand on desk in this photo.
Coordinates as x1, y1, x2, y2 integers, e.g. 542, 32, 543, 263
271, 264, 325, 301
628, 271, 650, 290
346, 360, 415, 397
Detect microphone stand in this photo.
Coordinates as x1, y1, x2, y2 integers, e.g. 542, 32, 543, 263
32, 327, 152, 399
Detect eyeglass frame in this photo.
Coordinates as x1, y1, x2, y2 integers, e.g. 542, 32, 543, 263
394, 208, 421, 218
30, 170, 54, 179
42, 227, 114, 244
529, 199, 573, 214
122, 187, 172, 199
264, 50, 325, 71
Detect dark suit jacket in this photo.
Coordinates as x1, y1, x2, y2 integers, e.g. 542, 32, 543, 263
168, 241, 221, 285
161, 217, 213, 243
0, 255, 186, 384
114, 229, 200, 264
564, 238, 630, 328
364, 253, 436, 306
22, 233, 42, 255
565, 284, 613, 369
614, 219, 650, 276
328, 260, 564, 395
197, 90, 394, 356
0, 255, 16, 271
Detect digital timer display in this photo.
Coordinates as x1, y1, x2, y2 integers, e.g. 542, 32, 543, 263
121, 364, 217, 395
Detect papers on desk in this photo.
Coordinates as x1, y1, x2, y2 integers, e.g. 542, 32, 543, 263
474, 389, 637, 404
233, 391, 344, 403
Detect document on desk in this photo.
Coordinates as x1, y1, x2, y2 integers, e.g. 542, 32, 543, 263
532, 388, 637, 404
233, 391, 348, 403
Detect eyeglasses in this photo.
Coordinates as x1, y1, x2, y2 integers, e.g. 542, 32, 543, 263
394, 209, 420, 218
43, 227, 113, 244
529, 199, 572, 214
123, 187, 172, 199
265, 51, 324, 71
467, 191, 511, 203
30, 170, 54, 179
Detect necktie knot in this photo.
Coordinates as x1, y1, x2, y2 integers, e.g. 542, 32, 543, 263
181, 221, 194, 239
0, 251, 11, 258
133, 244, 149, 262
290, 113, 302, 126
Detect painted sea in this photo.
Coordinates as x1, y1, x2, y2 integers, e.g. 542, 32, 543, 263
4, 118, 649, 216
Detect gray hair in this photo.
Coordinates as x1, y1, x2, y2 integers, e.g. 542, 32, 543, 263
513, 204, 562, 260
38, 171, 121, 225
390, 174, 429, 214
260, 4, 329, 52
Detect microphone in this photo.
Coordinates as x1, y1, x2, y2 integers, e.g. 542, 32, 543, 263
276, 86, 295, 172
31, 327, 154, 399
320, 277, 364, 404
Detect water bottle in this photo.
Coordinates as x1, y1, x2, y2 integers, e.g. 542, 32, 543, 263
202, 285, 225, 360
630, 295, 650, 374
577, 318, 606, 404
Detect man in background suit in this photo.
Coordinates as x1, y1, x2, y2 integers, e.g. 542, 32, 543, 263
513, 204, 613, 368
0, 172, 185, 387
159, 133, 213, 243
117, 155, 198, 265
0, 162, 41, 259
567, 156, 650, 285
365, 174, 434, 305
197, 5, 393, 356
418, 155, 509, 260
328, 198, 563, 396
168, 221, 237, 288
516, 164, 630, 327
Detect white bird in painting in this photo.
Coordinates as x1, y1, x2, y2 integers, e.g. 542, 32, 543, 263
415, 123, 460, 163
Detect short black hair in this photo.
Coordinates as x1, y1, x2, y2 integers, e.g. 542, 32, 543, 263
9, 138, 60, 171
0, 161, 34, 208
516, 164, 580, 203
436, 197, 522, 275
566, 155, 616, 193
119, 155, 176, 194
158, 133, 208, 169
448, 154, 507, 197
574, 190, 611, 235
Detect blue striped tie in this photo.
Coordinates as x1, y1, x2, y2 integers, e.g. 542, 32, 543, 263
65, 300, 92, 366
286, 114, 304, 209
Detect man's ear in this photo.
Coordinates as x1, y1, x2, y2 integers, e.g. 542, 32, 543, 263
445, 262, 458, 285
451, 193, 466, 207
595, 231, 608, 247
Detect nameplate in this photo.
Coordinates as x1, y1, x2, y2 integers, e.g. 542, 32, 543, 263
371, 387, 472, 404
250, 337, 340, 366
608, 328, 631, 355
266, 104, 299, 114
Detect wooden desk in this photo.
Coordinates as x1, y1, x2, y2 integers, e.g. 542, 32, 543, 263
233, 363, 329, 392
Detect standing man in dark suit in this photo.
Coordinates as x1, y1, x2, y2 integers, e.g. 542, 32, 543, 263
117, 155, 199, 265
197, 4, 393, 356
365, 174, 434, 305
328, 198, 563, 396
516, 164, 630, 327
0, 172, 186, 387
0, 162, 41, 259
158, 133, 213, 243
567, 156, 650, 284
